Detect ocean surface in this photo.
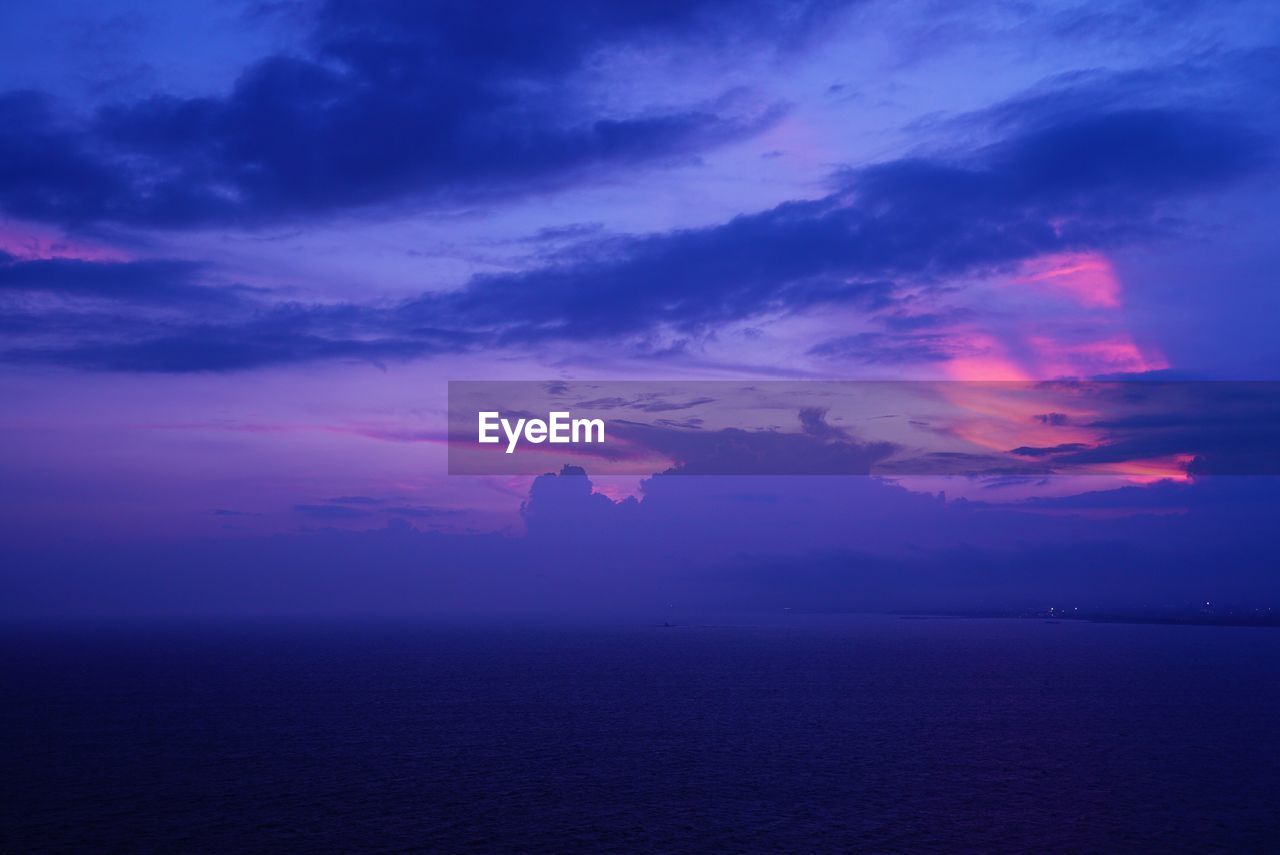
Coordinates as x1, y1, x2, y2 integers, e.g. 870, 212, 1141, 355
3, 615, 1279, 852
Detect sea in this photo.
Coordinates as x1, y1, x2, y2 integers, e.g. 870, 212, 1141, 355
3, 615, 1278, 852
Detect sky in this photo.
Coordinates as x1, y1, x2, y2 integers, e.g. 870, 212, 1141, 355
2, 0, 1279, 616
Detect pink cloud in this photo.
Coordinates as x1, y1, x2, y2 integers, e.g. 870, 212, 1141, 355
942, 333, 1030, 381
0, 220, 131, 262
1015, 252, 1121, 308
1027, 334, 1167, 378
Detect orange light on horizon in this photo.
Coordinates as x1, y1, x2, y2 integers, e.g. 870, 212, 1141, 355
1087, 454, 1195, 483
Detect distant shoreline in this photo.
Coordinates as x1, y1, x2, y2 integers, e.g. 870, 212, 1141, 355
896, 612, 1280, 629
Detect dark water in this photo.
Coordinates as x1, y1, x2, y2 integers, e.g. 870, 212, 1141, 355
3, 616, 1279, 853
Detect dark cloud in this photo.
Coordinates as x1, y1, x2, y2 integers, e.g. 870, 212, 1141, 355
883, 450, 1056, 478
573, 394, 716, 412
1010, 442, 1091, 458
809, 332, 958, 363
381, 505, 456, 519
879, 309, 974, 331
294, 502, 374, 519
610, 409, 898, 475
1009, 382, 1280, 475
294, 498, 456, 521
3, 299, 479, 372
962, 48, 1280, 139
521, 464, 625, 535
1, 97, 1268, 371
0, 0, 846, 227
415, 106, 1266, 344
0, 251, 234, 305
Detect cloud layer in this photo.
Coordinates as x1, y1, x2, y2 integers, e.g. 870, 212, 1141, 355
0, 0, 843, 227
2, 98, 1267, 372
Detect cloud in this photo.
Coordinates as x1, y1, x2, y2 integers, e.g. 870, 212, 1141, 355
521, 464, 626, 534
957, 47, 1280, 139
3, 299, 479, 372
294, 502, 374, 519
609, 408, 899, 475
0, 95, 1269, 371
416, 105, 1266, 344
573, 394, 717, 412
0, 0, 845, 228
1008, 382, 1280, 475
0, 251, 232, 305
808, 332, 959, 363
12, 467, 1280, 616
295, 497, 458, 522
